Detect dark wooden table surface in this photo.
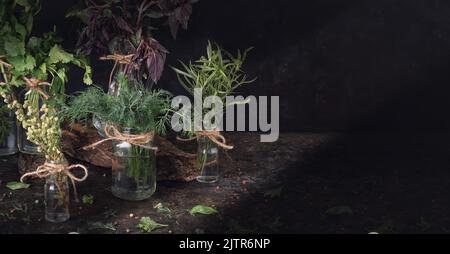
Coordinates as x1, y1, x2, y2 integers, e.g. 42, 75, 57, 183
2, 132, 450, 233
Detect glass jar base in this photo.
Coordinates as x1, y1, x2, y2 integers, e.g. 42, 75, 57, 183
111, 186, 155, 201
19, 146, 41, 155
196, 175, 219, 183
45, 213, 70, 223
0, 148, 18, 156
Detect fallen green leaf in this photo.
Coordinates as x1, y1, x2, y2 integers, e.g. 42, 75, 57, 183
137, 217, 168, 233
82, 194, 94, 205
6, 181, 30, 190
188, 205, 218, 216
88, 222, 116, 231
154, 203, 172, 216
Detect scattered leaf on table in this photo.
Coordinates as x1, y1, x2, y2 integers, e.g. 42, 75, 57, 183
6, 181, 30, 190
82, 194, 94, 205
154, 203, 172, 217
264, 187, 282, 199
325, 205, 353, 216
88, 222, 116, 231
138, 217, 168, 233
188, 205, 218, 216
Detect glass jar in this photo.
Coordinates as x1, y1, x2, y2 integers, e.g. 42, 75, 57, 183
196, 136, 220, 183
0, 106, 17, 156
44, 157, 70, 223
111, 129, 157, 201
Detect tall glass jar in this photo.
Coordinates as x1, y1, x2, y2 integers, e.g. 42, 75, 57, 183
0, 106, 17, 156
44, 157, 70, 223
196, 136, 220, 183
111, 129, 157, 201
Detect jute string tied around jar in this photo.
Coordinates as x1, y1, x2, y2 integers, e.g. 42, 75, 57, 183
83, 125, 158, 151
20, 162, 89, 202
177, 129, 234, 150
99, 54, 135, 87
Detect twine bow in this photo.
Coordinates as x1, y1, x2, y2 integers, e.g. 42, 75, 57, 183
83, 125, 158, 151
177, 130, 234, 150
23, 77, 51, 100
20, 162, 88, 202
100, 54, 135, 87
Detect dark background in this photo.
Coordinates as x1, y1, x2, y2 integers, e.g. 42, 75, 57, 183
35, 0, 450, 132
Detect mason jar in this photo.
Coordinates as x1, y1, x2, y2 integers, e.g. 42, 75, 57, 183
196, 136, 220, 183
111, 128, 157, 201
44, 157, 70, 223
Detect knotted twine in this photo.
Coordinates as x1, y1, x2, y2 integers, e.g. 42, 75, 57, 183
83, 125, 158, 151
20, 162, 88, 202
177, 129, 234, 150
99, 54, 135, 87
22, 77, 51, 100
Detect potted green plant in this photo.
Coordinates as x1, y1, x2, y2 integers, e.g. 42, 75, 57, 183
172, 42, 256, 183
0, 0, 92, 222
62, 74, 173, 201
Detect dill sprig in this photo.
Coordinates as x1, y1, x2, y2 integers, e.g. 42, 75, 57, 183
61, 74, 173, 135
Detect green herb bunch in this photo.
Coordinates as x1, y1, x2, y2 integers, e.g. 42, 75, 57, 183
0, 1, 92, 94
172, 41, 255, 101
0, 0, 93, 161
172, 41, 256, 137
62, 73, 173, 135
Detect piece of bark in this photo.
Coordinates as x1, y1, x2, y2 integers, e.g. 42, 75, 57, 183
61, 124, 199, 182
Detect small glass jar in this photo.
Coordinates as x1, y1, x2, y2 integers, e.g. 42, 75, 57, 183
44, 157, 70, 223
111, 128, 157, 201
196, 136, 220, 183
0, 108, 17, 156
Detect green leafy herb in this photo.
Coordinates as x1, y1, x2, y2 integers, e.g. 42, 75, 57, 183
82, 194, 94, 205
88, 222, 116, 232
172, 41, 256, 136
137, 217, 168, 233
154, 203, 172, 217
0, 0, 92, 161
6, 181, 30, 190
172, 41, 255, 100
188, 205, 218, 216
62, 74, 172, 134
